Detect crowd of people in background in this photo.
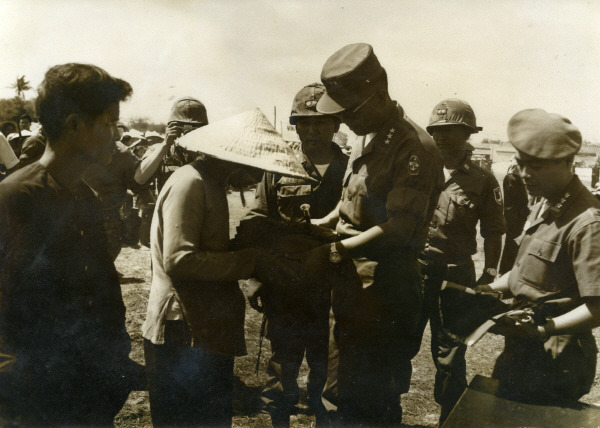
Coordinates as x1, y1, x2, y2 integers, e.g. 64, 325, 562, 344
2, 43, 600, 428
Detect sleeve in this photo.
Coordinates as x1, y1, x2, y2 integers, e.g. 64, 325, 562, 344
503, 173, 529, 238
569, 220, 600, 298
161, 174, 257, 282
381, 144, 442, 243
479, 173, 506, 238
249, 172, 280, 219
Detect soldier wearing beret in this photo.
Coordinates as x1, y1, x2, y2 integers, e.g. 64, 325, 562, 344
416, 99, 505, 424
476, 109, 600, 403
311, 43, 444, 425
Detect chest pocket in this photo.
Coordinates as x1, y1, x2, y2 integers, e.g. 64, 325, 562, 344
446, 191, 478, 228
519, 237, 561, 293
276, 183, 313, 221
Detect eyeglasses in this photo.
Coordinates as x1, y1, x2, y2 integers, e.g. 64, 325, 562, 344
347, 91, 377, 115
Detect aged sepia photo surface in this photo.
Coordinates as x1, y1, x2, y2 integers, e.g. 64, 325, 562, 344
1, 0, 600, 426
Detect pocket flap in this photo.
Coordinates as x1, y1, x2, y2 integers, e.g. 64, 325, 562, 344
527, 237, 561, 262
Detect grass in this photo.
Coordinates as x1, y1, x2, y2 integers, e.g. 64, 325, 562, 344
113, 189, 600, 427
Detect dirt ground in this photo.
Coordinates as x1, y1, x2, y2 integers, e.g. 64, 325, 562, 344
113, 189, 600, 428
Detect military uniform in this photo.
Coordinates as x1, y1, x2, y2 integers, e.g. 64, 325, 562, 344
482, 108, 600, 405
419, 158, 505, 416
252, 144, 348, 422
333, 104, 443, 424
494, 175, 600, 402
499, 163, 530, 274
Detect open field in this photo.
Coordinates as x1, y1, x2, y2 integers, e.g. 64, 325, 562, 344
113, 187, 600, 427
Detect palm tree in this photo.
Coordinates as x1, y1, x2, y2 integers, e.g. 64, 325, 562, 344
9, 75, 32, 99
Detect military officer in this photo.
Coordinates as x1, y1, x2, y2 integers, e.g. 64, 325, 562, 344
249, 83, 348, 427
477, 109, 600, 404
310, 43, 444, 426
417, 98, 506, 424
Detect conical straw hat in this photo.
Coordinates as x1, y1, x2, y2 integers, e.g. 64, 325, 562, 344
177, 108, 312, 181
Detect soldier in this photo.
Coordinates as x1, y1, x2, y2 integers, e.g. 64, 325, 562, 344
309, 43, 443, 425
417, 98, 506, 424
248, 83, 347, 427
153, 97, 208, 192
476, 109, 600, 403
498, 157, 530, 274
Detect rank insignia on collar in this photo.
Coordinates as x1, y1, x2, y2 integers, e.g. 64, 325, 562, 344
385, 127, 395, 144
493, 187, 503, 205
551, 192, 570, 213
409, 154, 420, 175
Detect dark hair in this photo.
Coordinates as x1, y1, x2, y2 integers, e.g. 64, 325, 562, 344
19, 114, 32, 122
36, 63, 132, 140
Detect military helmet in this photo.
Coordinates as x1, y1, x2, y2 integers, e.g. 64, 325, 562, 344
426, 98, 482, 135
290, 83, 332, 125
168, 97, 208, 126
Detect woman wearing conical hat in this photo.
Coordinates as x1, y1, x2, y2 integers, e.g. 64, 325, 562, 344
142, 108, 310, 427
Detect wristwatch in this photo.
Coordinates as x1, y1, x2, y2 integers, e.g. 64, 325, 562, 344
484, 267, 497, 277
329, 242, 342, 264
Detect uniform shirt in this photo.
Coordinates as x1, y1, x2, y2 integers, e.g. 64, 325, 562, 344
0, 163, 130, 378
503, 166, 529, 239
508, 176, 600, 307
252, 142, 348, 223
142, 160, 255, 356
426, 158, 506, 262
336, 103, 443, 256
83, 141, 141, 211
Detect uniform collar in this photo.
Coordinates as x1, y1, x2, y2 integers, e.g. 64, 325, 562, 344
300, 142, 345, 180
544, 175, 585, 219
359, 103, 404, 157
525, 175, 585, 230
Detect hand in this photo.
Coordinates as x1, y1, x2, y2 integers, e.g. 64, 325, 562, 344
253, 249, 301, 287
244, 278, 264, 312
476, 272, 495, 286
164, 122, 183, 148
473, 283, 493, 294
492, 311, 545, 340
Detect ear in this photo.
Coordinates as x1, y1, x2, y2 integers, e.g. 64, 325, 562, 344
64, 113, 83, 137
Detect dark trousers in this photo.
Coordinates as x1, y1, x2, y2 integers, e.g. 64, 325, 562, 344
0, 357, 131, 426
416, 256, 475, 424
261, 313, 329, 426
144, 321, 234, 427
494, 332, 597, 404
334, 252, 423, 426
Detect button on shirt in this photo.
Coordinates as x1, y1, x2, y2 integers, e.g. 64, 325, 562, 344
426, 159, 506, 262
336, 103, 444, 255
508, 176, 600, 306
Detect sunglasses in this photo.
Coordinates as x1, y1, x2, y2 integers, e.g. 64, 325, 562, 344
345, 91, 377, 116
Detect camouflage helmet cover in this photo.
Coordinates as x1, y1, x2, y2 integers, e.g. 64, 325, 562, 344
289, 83, 332, 125
426, 98, 482, 134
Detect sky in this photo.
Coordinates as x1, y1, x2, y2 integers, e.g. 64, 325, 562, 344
1, 0, 599, 143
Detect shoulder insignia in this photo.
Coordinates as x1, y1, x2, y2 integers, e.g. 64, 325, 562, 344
493, 187, 503, 205
384, 127, 396, 144
409, 154, 420, 175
